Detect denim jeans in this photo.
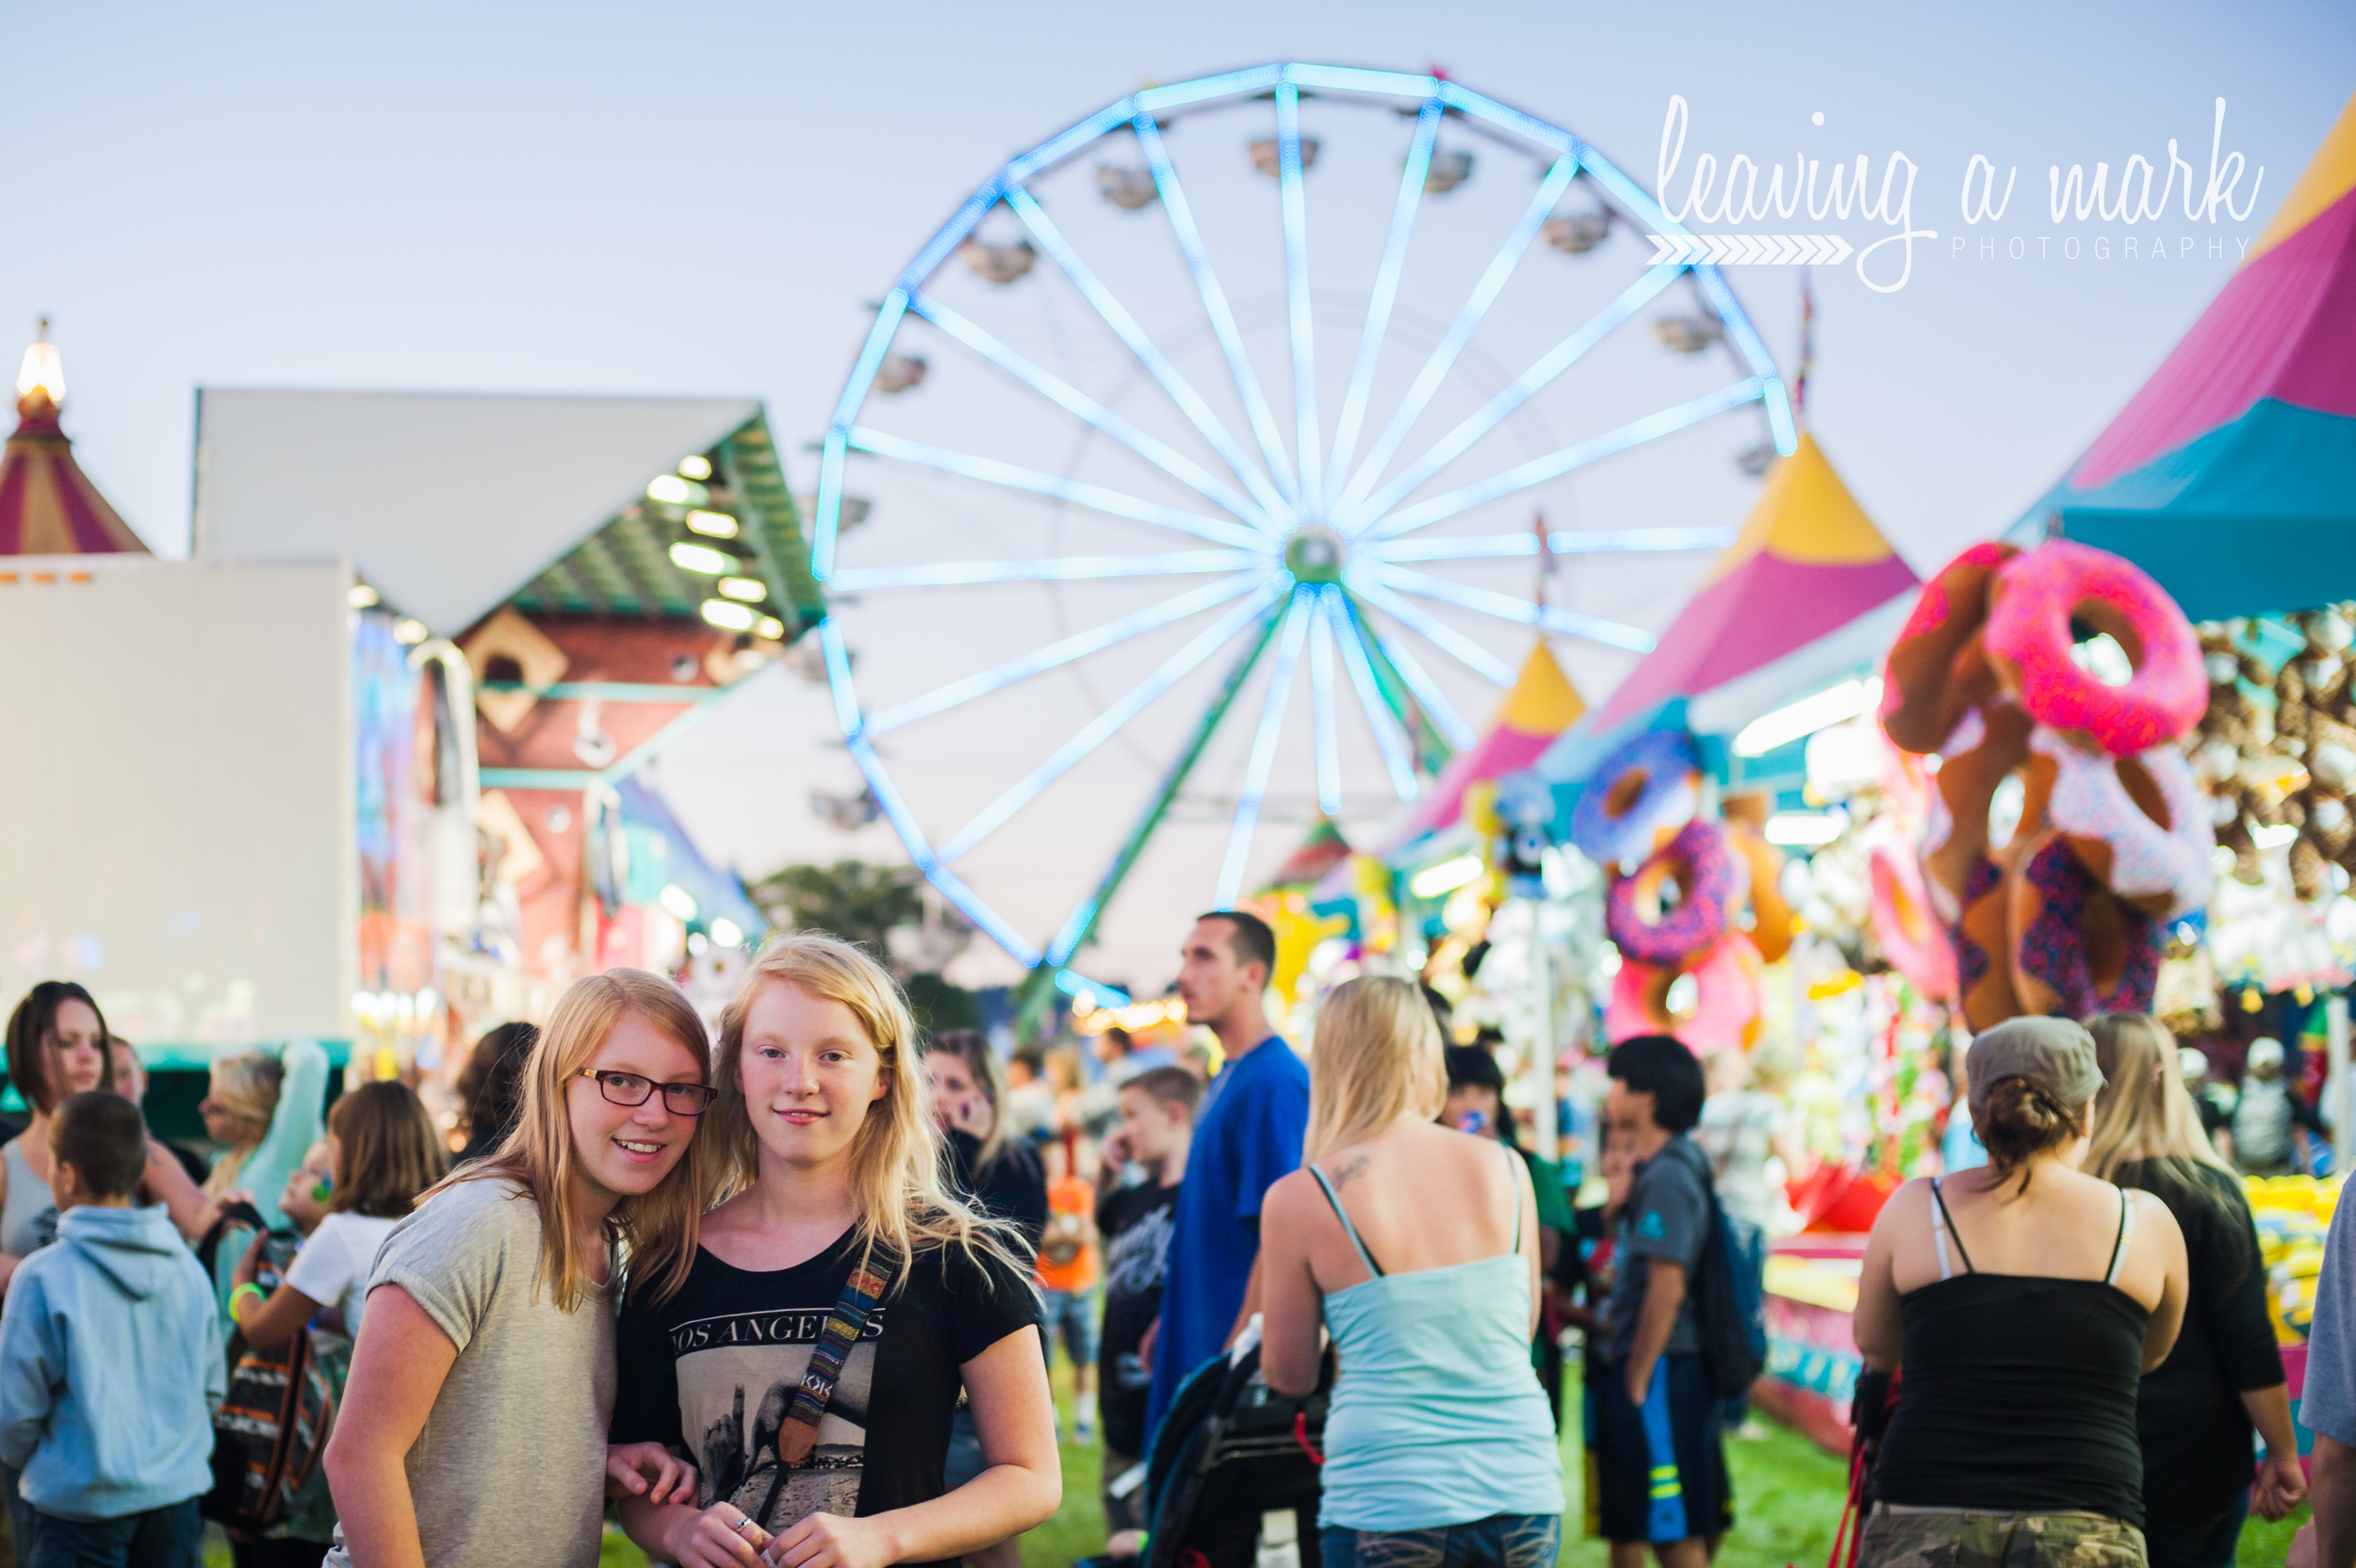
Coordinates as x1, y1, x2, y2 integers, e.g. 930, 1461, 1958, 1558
27, 1498, 202, 1568
1319, 1513, 1561, 1568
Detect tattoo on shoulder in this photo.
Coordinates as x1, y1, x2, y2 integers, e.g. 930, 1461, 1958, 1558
1326, 1154, 1370, 1188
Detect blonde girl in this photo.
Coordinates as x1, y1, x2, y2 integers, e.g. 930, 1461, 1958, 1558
2086, 1013, 2305, 1559
321, 970, 715, 1568
612, 932, 1057, 1568
1256, 977, 1561, 1568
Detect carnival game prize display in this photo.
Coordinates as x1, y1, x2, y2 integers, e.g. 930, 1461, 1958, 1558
1880, 539, 2216, 1028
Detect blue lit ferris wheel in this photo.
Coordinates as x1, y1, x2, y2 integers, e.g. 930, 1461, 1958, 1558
810, 62, 1793, 990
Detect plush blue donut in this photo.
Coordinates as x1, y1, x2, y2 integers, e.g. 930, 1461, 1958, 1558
1572, 729, 1701, 871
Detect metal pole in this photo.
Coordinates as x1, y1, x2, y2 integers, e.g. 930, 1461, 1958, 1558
2329, 993, 2350, 1163
1529, 899, 1558, 1163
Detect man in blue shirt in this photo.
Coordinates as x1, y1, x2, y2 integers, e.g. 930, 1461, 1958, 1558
1142, 909, 1308, 1439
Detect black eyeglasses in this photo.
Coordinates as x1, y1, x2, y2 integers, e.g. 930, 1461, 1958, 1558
577, 1069, 719, 1117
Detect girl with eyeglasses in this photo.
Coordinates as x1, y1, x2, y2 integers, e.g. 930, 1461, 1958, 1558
321, 970, 716, 1568
610, 933, 1057, 1568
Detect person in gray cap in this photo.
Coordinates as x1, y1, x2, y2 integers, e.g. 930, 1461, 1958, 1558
1848, 1018, 2190, 1567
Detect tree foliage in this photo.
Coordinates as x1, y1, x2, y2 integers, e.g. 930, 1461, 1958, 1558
744, 860, 924, 963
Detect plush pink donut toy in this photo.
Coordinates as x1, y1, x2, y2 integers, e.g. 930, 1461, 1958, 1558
1984, 541, 2204, 757
1606, 934, 1762, 1054
1605, 820, 1734, 965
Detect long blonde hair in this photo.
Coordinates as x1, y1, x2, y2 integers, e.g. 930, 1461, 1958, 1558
1305, 976, 1446, 1160
203, 1052, 286, 1196
2085, 1012, 2233, 1182
711, 933, 1025, 1289
443, 969, 715, 1312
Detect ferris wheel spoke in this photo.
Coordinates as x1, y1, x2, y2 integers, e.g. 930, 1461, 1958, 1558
1318, 586, 1417, 802
1045, 606, 1286, 968
907, 291, 1273, 530
1331, 155, 1579, 518
1363, 563, 1654, 652
1342, 590, 1480, 749
1132, 114, 1298, 512
1004, 187, 1294, 524
1328, 96, 1443, 494
846, 427, 1264, 549
935, 581, 1287, 866
862, 570, 1275, 737
1341, 267, 1683, 531
828, 548, 1259, 592
1360, 377, 1768, 543
1308, 591, 1342, 814
1369, 525, 1738, 563
1214, 587, 1317, 908
1275, 82, 1322, 514
1346, 576, 1516, 688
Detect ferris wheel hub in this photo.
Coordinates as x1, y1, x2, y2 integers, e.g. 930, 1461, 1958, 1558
1283, 523, 1347, 585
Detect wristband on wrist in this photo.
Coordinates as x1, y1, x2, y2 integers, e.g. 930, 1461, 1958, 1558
230, 1282, 268, 1321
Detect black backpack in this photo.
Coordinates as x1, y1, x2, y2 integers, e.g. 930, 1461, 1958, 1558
1686, 1157, 1767, 1400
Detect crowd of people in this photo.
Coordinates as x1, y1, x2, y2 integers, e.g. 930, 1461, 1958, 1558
0, 921, 2354, 1568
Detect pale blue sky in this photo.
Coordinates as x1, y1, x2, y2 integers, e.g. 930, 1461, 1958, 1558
10, 1, 2349, 986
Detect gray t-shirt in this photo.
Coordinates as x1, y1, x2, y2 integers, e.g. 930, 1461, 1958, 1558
323, 1176, 617, 1568
2300, 1185, 2356, 1445
1601, 1135, 1711, 1363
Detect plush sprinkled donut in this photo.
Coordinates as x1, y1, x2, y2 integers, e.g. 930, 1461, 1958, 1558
1572, 729, 1700, 872
1950, 856, 2021, 1030
2031, 727, 2217, 920
1606, 819, 1735, 965
1868, 830, 1957, 999
1605, 934, 1762, 1053
2004, 831, 2164, 1018
1984, 540, 2205, 757
1920, 700, 2033, 919
1880, 542, 2020, 754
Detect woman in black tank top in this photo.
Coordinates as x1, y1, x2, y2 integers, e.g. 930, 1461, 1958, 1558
1851, 1019, 2188, 1568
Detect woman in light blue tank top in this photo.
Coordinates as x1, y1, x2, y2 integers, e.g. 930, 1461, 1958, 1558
1258, 978, 1562, 1568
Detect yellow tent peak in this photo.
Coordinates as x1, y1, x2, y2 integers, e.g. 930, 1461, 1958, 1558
1495, 639, 1585, 734
2248, 90, 2356, 266
1702, 432, 1893, 585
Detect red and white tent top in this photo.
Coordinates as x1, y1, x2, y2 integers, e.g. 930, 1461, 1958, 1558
0, 323, 146, 557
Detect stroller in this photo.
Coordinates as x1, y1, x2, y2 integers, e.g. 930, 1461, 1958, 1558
1135, 1335, 1334, 1568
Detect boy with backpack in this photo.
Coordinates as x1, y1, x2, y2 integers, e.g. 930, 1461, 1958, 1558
1595, 1035, 1737, 1567
0, 1092, 223, 1568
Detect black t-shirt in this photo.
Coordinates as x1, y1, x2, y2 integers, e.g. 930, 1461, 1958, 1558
1094, 1180, 1181, 1456
611, 1228, 1038, 1567
945, 1130, 1048, 1255
2117, 1158, 2286, 1528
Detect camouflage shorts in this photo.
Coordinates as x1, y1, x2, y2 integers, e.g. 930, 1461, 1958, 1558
1857, 1507, 2147, 1567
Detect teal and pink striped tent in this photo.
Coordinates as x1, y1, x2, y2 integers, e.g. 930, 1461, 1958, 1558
2021, 91, 2356, 621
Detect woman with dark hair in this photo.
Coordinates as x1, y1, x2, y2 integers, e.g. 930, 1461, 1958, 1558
923, 1031, 1047, 1250
2086, 1013, 2304, 1566
1853, 1018, 2192, 1566
453, 1021, 539, 1163
1, 985, 210, 1285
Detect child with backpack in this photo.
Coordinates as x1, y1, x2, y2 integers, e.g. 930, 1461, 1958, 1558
0, 1091, 224, 1568
222, 1084, 450, 1568
1594, 1035, 1735, 1566
230, 1081, 450, 1347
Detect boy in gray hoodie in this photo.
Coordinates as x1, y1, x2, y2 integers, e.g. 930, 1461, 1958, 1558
0, 1091, 223, 1568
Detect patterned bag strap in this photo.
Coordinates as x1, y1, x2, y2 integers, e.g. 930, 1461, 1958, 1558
777, 1250, 901, 1466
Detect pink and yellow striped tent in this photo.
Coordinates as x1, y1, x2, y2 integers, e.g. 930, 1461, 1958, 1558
1587, 433, 1917, 738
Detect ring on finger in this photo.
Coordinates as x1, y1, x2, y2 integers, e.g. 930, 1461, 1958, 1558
735, 1516, 755, 1534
